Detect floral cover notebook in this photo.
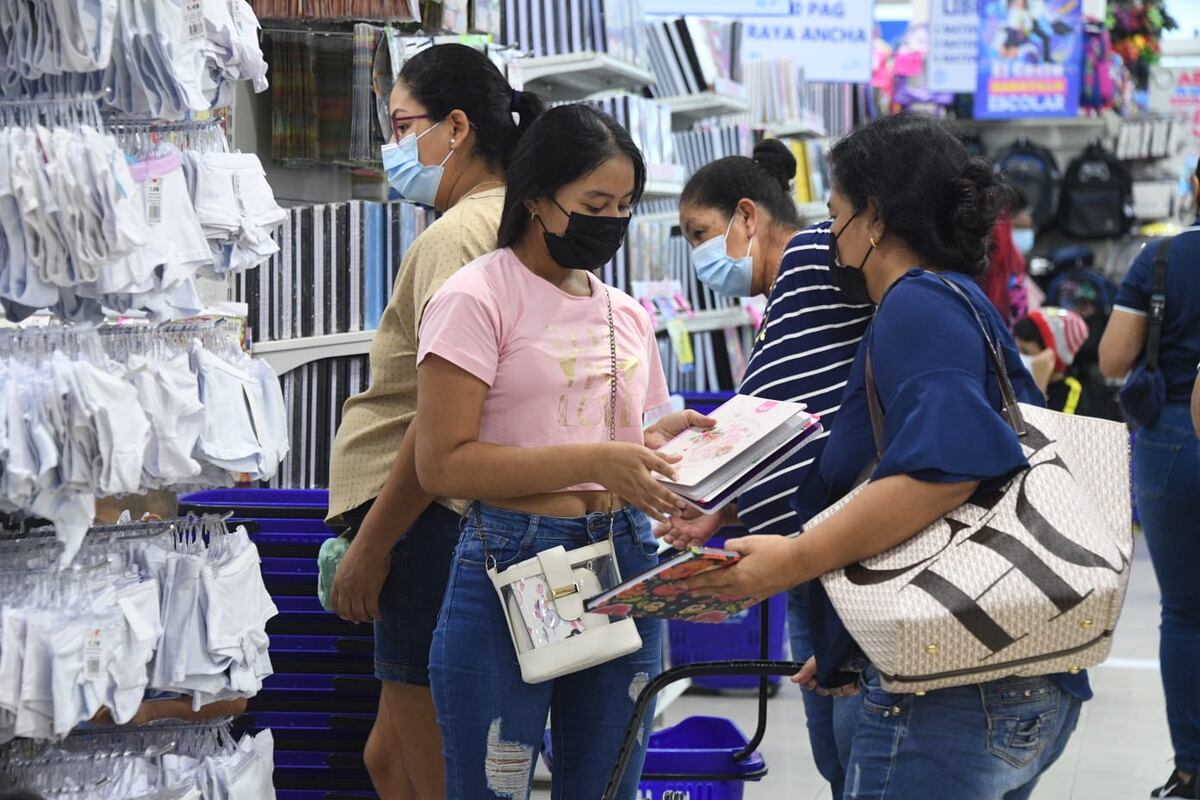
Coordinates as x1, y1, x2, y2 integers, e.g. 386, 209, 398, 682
585, 547, 756, 623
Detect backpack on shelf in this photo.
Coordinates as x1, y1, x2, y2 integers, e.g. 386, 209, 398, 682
995, 139, 1062, 231
1059, 143, 1133, 239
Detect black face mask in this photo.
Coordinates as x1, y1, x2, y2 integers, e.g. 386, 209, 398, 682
828, 210, 876, 305
539, 198, 631, 270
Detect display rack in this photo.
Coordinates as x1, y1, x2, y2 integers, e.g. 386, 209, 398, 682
516, 52, 656, 100
760, 111, 828, 140
253, 330, 374, 375
642, 161, 688, 199
653, 307, 749, 335
798, 201, 827, 221
662, 82, 750, 130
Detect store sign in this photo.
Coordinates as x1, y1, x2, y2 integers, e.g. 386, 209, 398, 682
974, 0, 1083, 119
929, 0, 979, 93
740, 0, 875, 84
1149, 67, 1200, 147
644, 0, 791, 14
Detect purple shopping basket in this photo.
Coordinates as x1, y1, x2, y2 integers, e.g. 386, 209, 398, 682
543, 716, 766, 800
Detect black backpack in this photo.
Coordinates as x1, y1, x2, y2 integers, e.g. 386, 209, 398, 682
1058, 143, 1133, 239
994, 138, 1061, 230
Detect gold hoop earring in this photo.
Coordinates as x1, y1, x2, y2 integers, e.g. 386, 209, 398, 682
870, 236, 878, 248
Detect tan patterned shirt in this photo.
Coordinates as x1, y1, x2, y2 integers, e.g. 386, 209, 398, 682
326, 187, 505, 523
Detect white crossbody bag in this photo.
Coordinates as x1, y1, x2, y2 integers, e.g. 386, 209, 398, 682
481, 287, 641, 684
806, 276, 1134, 694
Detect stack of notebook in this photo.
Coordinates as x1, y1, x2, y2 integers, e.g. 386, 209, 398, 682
233, 201, 435, 344
644, 16, 742, 98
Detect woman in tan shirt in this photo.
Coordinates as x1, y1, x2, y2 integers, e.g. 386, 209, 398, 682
325, 44, 544, 800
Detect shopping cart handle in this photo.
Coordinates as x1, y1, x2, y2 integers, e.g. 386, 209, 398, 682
601, 659, 804, 800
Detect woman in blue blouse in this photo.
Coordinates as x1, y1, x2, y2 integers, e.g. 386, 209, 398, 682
689, 113, 1087, 798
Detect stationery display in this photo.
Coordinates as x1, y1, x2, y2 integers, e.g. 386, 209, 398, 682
644, 16, 741, 98
501, 0, 648, 65
232, 201, 435, 342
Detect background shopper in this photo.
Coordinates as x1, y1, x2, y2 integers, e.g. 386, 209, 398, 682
324, 44, 544, 800
1100, 166, 1200, 800
662, 138, 872, 800
689, 113, 1086, 800
414, 104, 696, 800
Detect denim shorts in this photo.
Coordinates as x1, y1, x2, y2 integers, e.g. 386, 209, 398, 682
343, 500, 461, 686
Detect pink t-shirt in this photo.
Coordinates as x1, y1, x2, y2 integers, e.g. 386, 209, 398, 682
418, 247, 671, 492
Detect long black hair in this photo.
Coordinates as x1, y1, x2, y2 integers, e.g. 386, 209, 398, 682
680, 139, 801, 229
829, 113, 1013, 276
497, 104, 646, 248
398, 44, 545, 170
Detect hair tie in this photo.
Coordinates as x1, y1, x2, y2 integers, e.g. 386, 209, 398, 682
509, 89, 522, 113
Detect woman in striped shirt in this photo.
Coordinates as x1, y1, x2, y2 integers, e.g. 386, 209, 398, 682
661, 139, 873, 800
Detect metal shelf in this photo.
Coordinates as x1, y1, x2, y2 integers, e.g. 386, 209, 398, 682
516, 52, 656, 100
634, 211, 680, 226
643, 180, 684, 198
760, 112, 828, 139
797, 201, 827, 220
653, 307, 749, 334
253, 330, 374, 375
661, 84, 750, 130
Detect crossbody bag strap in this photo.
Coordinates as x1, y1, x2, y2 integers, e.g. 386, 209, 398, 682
1145, 238, 1171, 372
863, 274, 1028, 462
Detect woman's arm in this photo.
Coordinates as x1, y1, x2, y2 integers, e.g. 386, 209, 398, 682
415, 355, 684, 520
330, 423, 432, 623
1099, 309, 1148, 379
687, 474, 978, 599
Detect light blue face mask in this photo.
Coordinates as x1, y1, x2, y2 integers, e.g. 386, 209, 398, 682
1012, 227, 1036, 256
380, 121, 452, 207
690, 215, 753, 297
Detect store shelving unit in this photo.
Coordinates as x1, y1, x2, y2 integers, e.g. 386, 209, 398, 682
798, 201, 828, 221
760, 111, 828, 140
253, 330, 374, 376
653, 306, 749, 335
516, 52, 656, 100
661, 80, 750, 130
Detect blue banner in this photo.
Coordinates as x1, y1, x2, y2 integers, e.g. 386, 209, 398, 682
974, 0, 1083, 119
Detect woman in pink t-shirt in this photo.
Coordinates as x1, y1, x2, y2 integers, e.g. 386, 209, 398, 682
414, 105, 688, 800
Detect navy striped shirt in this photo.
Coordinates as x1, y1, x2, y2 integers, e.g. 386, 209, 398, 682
735, 222, 874, 534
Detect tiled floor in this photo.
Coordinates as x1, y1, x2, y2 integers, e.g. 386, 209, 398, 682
536, 536, 1173, 799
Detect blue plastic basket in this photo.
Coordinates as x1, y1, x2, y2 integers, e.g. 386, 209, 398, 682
667, 534, 787, 691
179, 488, 332, 522
542, 716, 765, 800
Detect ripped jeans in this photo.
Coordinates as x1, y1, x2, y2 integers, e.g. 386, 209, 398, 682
844, 666, 1081, 799
429, 503, 664, 800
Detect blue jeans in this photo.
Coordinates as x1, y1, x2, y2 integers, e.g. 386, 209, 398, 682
788, 585, 861, 799
845, 667, 1081, 799
429, 503, 664, 800
1136, 403, 1200, 774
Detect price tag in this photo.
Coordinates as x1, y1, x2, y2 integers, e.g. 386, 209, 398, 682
666, 318, 695, 374
231, 173, 247, 216
184, 0, 204, 41
84, 628, 104, 680
145, 177, 163, 225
